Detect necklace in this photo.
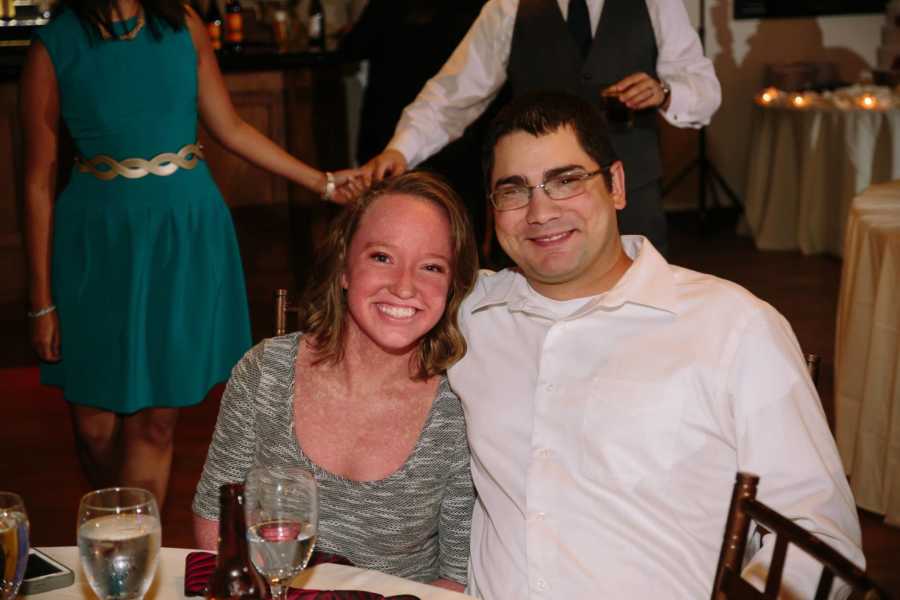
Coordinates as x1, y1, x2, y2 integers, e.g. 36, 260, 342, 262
96, 10, 145, 41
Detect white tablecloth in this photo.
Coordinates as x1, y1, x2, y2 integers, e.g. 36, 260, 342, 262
34, 547, 476, 600
744, 104, 900, 256
834, 181, 900, 526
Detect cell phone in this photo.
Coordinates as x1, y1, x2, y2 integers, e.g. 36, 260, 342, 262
19, 548, 75, 595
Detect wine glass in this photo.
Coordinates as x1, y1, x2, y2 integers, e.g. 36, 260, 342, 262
77, 488, 161, 600
0, 492, 29, 600
244, 466, 319, 600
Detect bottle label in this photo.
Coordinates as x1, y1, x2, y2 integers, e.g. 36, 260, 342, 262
226, 12, 243, 43
207, 21, 222, 49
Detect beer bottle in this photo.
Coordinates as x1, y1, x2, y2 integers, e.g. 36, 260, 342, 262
307, 0, 325, 52
205, 484, 267, 599
225, 0, 243, 53
205, 0, 223, 51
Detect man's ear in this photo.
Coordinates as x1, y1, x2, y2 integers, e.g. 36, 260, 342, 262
608, 160, 626, 210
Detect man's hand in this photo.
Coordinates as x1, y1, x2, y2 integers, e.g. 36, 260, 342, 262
362, 149, 408, 183
605, 72, 670, 111
31, 310, 61, 363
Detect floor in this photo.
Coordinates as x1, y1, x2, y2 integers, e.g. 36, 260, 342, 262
1, 205, 898, 594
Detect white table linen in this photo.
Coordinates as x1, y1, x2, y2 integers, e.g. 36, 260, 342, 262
834, 181, 900, 526
744, 104, 900, 256
35, 547, 476, 600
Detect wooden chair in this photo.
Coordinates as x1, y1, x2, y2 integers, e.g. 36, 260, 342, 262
274, 288, 300, 336
711, 472, 886, 600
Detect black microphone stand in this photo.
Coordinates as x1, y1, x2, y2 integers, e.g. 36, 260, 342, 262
662, 0, 741, 230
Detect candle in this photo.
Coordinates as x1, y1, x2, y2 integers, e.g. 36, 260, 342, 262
791, 93, 808, 108
857, 93, 878, 110
757, 86, 780, 105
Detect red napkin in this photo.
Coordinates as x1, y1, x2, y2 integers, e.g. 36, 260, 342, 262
184, 551, 418, 599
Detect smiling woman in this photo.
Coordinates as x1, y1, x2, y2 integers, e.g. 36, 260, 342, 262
192, 171, 479, 592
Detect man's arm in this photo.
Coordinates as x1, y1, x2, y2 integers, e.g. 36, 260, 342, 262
365, 0, 515, 180
728, 308, 863, 598
647, 0, 721, 128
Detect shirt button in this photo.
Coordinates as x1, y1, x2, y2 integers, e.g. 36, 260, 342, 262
545, 383, 556, 392
536, 448, 552, 458
534, 511, 546, 520
535, 578, 548, 591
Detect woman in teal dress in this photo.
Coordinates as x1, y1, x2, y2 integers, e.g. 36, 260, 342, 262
21, 0, 363, 506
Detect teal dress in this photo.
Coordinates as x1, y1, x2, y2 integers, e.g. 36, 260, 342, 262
35, 9, 252, 414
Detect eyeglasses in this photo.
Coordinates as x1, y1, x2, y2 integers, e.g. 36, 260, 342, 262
489, 167, 609, 211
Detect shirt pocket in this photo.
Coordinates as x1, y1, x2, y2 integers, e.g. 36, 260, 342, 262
579, 378, 686, 490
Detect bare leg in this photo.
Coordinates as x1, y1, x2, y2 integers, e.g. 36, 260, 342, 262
70, 404, 121, 489
119, 407, 179, 508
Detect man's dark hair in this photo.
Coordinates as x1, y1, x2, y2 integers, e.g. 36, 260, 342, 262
482, 91, 619, 193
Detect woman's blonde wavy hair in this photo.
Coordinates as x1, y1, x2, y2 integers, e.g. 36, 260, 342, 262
297, 170, 479, 380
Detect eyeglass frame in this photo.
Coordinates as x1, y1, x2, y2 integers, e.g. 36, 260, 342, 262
488, 166, 612, 211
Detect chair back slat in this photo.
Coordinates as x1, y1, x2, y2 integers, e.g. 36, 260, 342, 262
712, 473, 759, 600
813, 569, 834, 600
763, 535, 788, 597
275, 288, 288, 336
805, 353, 820, 386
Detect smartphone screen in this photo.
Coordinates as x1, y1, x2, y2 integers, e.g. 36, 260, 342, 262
20, 549, 75, 595
24, 551, 65, 578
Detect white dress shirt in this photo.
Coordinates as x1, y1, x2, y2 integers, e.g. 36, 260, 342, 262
448, 236, 863, 600
388, 0, 721, 167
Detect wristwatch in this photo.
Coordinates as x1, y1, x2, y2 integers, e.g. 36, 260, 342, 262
659, 79, 672, 104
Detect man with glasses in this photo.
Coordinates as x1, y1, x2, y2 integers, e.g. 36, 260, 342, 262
361, 0, 720, 256
447, 92, 863, 599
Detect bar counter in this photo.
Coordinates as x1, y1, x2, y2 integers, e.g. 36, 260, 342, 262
0, 42, 355, 304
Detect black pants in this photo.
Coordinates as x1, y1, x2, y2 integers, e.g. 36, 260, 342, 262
618, 179, 667, 257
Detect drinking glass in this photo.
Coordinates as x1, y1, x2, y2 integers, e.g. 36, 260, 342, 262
0, 492, 29, 600
77, 488, 161, 600
244, 466, 318, 600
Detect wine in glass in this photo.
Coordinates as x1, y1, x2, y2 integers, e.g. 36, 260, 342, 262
244, 466, 318, 600
77, 487, 161, 600
0, 492, 29, 600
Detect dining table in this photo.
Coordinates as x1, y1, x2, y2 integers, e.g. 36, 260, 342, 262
33, 547, 477, 600
743, 87, 900, 256
833, 180, 900, 527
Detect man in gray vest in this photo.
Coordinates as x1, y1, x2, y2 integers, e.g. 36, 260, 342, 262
360, 0, 721, 256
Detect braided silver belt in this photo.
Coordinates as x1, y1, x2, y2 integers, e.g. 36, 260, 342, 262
75, 143, 204, 180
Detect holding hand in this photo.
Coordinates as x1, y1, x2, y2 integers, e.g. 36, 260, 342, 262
322, 168, 370, 204
605, 72, 670, 111
361, 149, 408, 183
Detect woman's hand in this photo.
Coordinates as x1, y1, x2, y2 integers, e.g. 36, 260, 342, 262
30, 310, 61, 362
328, 168, 370, 204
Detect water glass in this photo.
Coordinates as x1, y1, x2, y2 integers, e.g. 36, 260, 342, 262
244, 466, 318, 600
0, 492, 29, 600
77, 488, 161, 600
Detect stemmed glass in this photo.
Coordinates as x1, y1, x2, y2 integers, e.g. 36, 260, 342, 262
77, 488, 161, 600
0, 492, 29, 600
244, 466, 319, 600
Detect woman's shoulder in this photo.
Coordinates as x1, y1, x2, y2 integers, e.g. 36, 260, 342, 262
427, 377, 466, 433
33, 7, 84, 51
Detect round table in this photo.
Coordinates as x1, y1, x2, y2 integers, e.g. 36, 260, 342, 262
743, 103, 900, 256
35, 547, 476, 600
834, 181, 900, 526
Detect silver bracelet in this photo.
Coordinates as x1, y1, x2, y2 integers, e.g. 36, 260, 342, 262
27, 304, 56, 318
322, 171, 336, 201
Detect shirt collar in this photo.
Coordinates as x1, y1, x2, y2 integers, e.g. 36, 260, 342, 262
470, 235, 680, 316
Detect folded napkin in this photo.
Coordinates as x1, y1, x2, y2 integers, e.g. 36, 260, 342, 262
184, 551, 418, 600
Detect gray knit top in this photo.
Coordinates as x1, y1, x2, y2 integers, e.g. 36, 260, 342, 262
192, 333, 474, 584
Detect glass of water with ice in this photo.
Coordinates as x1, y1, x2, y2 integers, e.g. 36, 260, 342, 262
77, 488, 161, 600
0, 492, 29, 600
